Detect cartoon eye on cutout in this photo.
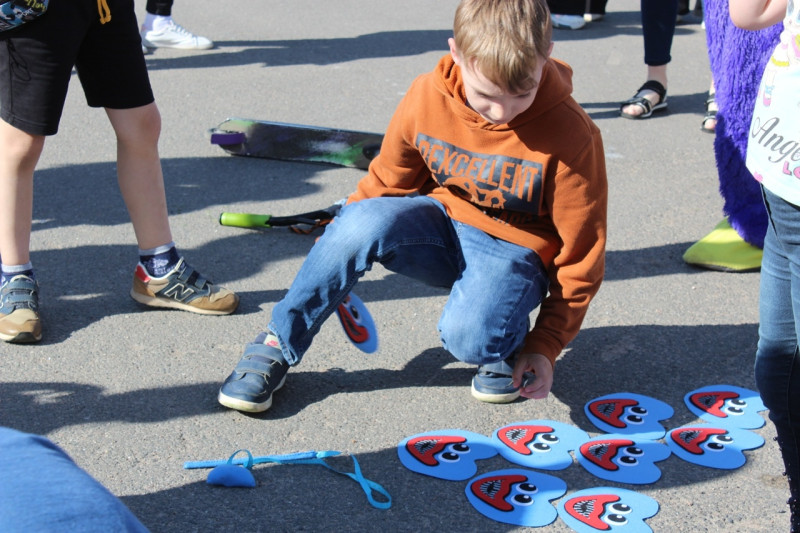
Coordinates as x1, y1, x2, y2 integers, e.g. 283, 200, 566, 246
618, 446, 643, 467
532, 433, 559, 452
439, 443, 471, 462
706, 434, 734, 452
610, 502, 632, 514
724, 398, 747, 415
604, 512, 628, 526
541, 433, 560, 444
512, 483, 539, 506
625, 405, 648, 425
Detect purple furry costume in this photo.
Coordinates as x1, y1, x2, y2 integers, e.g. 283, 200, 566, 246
704, 0, 782, 249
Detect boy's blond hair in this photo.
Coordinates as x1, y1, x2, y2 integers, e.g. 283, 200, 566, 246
453, 0, 552, 94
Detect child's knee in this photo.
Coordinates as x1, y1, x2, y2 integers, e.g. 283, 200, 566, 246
0, 121, 44, 168
109, 103, 161, 146
439, 315, 518, 365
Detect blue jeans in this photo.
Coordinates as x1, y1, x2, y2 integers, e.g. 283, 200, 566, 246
269, 196, 549, 367
0, 427, 148, 532
756, 187, 800, 486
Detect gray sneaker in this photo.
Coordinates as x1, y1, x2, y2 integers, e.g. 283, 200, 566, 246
0, 275, 42, 343
218, 333, 289, 413
471, 352, 535, 404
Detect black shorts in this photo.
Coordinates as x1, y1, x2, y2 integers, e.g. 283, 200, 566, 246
0, 0, 154, 136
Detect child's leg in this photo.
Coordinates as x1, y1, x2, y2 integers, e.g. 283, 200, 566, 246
0, 120, 44, 343
270, 196, 461, 364
755, 189, 800, 528
105, 103, 238, 315
219, 196, 460, 413
436, 223, 548, 367
80, 6, 236, 315
105, 104, 172, 251
435, 222, 548, 403
0, 119, 44, 267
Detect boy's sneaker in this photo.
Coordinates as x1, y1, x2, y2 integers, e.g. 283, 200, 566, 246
471, 352, 535, 404
140, 21, 214, 50
130, 258, 238, 315
0, 275, 42, 343
218, 333, 289, 413
551, 14, 586, 30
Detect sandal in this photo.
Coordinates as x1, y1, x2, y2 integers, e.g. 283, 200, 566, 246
701, 91, 717, 133
620, 80, 668, 120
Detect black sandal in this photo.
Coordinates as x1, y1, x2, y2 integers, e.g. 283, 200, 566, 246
701, 91, 717, 133
620, 80, 668, 120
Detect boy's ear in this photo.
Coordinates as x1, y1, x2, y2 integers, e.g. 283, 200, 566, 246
448, 37, 462, 66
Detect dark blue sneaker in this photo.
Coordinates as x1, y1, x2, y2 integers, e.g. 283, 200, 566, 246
218, 333, 289, 413
0, 275, 41, 343
471, 353, 533, 404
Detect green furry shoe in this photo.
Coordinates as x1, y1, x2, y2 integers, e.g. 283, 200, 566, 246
683, 218, 762, 272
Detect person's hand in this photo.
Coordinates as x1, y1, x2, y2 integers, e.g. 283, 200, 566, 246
512, 352, 553, 400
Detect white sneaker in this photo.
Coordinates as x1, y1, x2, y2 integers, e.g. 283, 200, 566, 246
551, 14, 586, 30
140, 20, 214, 50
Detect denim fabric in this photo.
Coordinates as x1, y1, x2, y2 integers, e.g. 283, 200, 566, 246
756, 187, 800, 480
0, 427, 149, 532
269, 196, 549, 367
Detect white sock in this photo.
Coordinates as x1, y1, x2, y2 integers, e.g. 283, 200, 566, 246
144, 14, 172, 32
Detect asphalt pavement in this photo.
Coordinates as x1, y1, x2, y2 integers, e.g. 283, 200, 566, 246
0, 1, 785, 531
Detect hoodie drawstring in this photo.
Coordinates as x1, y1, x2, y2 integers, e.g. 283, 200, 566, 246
97, 0, 111, 24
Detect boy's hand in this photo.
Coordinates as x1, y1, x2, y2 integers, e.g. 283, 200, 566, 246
512, 352, 553, 400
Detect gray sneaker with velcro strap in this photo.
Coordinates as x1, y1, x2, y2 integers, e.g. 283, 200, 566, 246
0, 275, 42, 343
218, 332, 290, 413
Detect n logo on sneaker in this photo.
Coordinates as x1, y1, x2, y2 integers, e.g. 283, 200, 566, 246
162, 283, 196, 302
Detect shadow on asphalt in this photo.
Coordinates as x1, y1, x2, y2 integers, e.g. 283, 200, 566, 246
142, 30, 455, 71
0, 318, 761, 530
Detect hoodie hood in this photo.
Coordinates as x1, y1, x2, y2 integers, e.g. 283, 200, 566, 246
432, 53, 575, 129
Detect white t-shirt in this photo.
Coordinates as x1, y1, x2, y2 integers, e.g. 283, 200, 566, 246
746, 0, 800, 206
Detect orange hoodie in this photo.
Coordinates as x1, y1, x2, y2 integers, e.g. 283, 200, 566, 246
349, 54, 607, 366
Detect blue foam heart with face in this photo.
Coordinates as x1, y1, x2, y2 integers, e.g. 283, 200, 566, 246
576, 434, 671, 484
558, 487, 660, 533
465, 468, 567, 527
397, 429, 498, 481
335, 292, 378, 353
684, 385, 766, 429
585, 393, 675, 439
492, 419, 589, 470
666, 424, 764, 469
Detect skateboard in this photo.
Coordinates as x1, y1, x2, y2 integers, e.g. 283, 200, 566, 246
209, 118, 384, 170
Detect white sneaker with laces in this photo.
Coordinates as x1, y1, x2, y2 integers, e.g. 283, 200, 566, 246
551, 14, 586, 30
140, 20, 214, 50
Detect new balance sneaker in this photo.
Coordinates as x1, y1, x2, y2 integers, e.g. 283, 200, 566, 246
0, 275, 42, 343
218, 333, 289, 413
551, 14, 586, 30
140, 20, 214, 50
471, 352, 535, 404
130, 258, 238, 315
